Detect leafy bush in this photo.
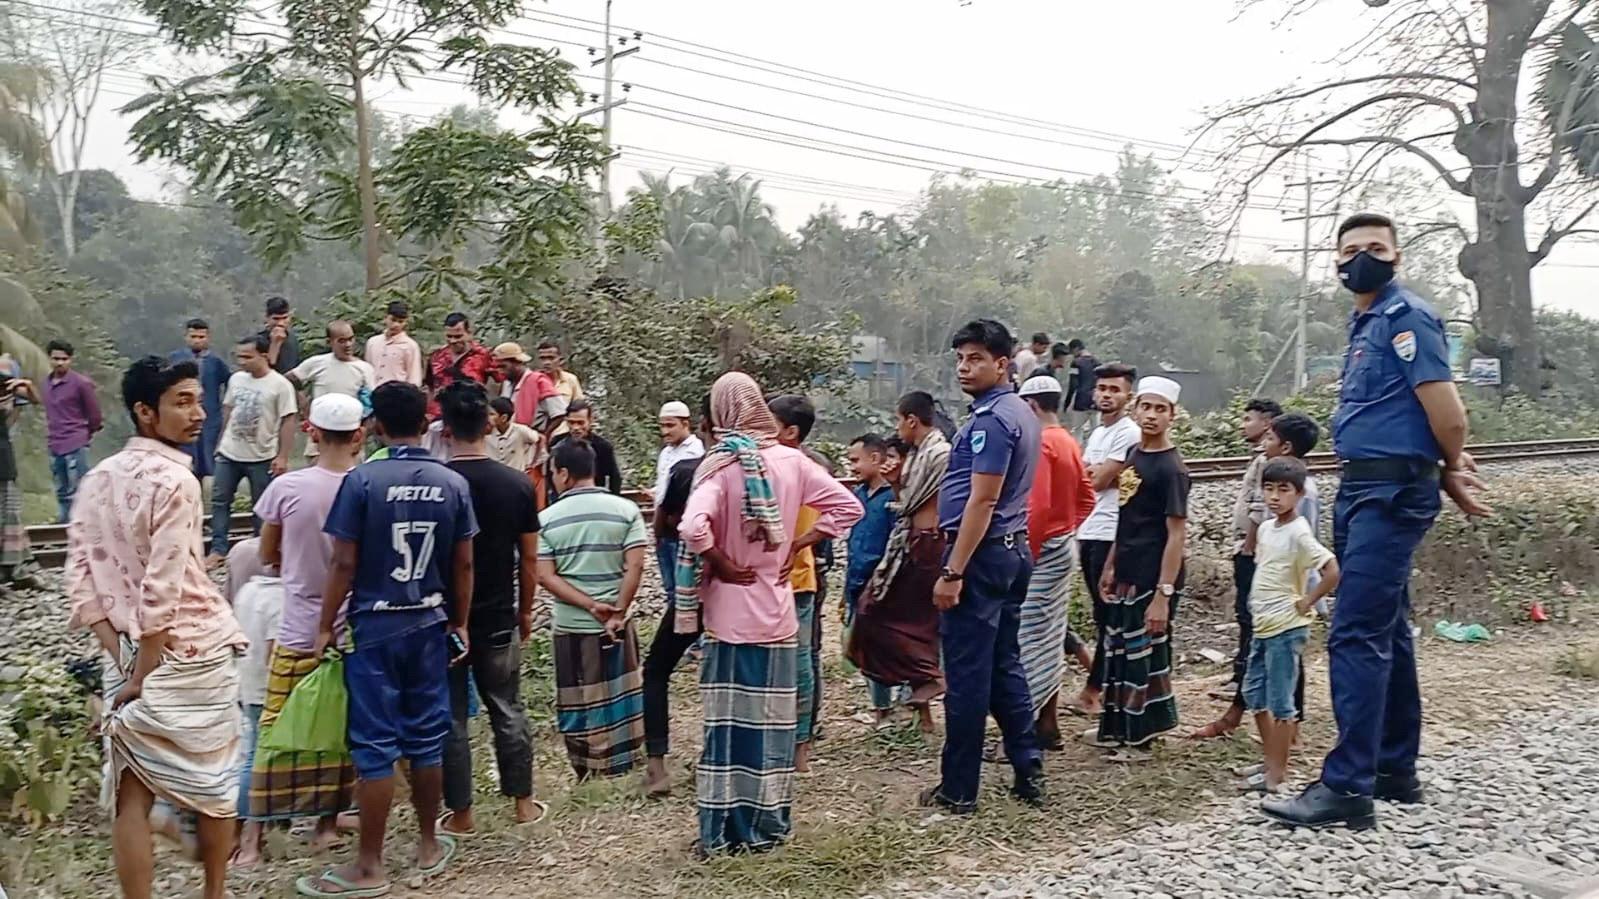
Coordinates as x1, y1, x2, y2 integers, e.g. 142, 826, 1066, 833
1173, 385, 1338, 458
0, 660, 100, 825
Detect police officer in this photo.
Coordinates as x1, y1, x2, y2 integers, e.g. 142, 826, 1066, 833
1265, 213, 1489, 830
919, 319, 1044, 815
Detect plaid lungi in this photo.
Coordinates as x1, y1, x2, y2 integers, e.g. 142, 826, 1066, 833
247, 645, 357, 820
696, 638, 797, 855
554, 624, 645, 777
1018, 535, 1075, 717
0, 480, 28, 569
102, 637, 242, 819
1097, 586, 1179, 747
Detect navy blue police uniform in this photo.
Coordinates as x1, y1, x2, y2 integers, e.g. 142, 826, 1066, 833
1321, 279, 1452, 799
933, 383, 1042, 808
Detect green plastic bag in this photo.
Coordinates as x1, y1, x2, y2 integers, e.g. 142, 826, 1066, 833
257, 652, 349, 755
1433, 620, 1492, 643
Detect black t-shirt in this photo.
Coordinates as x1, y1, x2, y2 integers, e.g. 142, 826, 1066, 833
1070, 354, 1099, 411
655, 454, 704, 539
1113, 446, 1190, 590
449, 458, 540, 633
548, 432, 624, 497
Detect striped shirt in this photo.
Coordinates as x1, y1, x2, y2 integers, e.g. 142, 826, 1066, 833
539, 486, 649, 634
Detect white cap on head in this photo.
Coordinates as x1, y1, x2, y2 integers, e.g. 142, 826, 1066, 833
658, 401, 691, 420
1018, 375, 1063, 398
1135, 376, 1182, 406
309, 393, 364, 431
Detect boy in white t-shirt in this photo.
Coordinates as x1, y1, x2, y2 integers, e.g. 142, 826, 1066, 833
1239, 457, 1339, 794
229, 539, 283, 867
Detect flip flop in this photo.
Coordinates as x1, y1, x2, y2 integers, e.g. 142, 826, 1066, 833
435, 810, 477, 839
1232, 762, 1266, 778
1185, 719, 1238, 740
516, 799, 550, 824
1064, 701, 1098, 718
1235, 772, 1284, 795
416, 833, 458, 878
295, 870, 391, 898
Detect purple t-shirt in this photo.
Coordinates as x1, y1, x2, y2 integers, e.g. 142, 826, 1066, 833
256, 465, 350, 651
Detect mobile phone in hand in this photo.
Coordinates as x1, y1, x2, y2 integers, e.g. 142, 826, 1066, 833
448, 631, 469, 659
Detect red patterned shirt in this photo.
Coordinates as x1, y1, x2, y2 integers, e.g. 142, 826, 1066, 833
425, 342, 497, 418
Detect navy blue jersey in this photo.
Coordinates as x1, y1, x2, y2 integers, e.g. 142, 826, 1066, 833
324, 444, 478, 642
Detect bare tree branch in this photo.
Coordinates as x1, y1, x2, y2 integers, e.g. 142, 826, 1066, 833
1530, 198, 1599, 264
1256, 133, 1470, 196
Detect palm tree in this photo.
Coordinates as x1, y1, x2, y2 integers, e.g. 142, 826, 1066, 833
0, 62, 49, 253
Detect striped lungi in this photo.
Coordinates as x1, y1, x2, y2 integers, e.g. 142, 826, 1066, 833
1018, 535, 1076, 717
696, 638, 797, 855
554, 624, 645, 778
102, 637, 242, 819
0, 480, 28, 569
247, 645, 357, 820
1097, 586, 1179, 747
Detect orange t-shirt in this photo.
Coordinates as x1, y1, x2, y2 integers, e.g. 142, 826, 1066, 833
1027, 426, 1098, 558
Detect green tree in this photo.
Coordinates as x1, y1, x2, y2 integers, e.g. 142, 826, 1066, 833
124, 0, 605, 317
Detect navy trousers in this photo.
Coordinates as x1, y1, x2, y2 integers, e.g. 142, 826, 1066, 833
1320, 476, 1440, 797
938, 535, 1040, 805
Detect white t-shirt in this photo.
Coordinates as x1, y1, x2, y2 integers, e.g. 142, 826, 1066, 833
219, 370, 297, 463
1077, 414, 1141, 541
1251, 515, 1335, 639
290, 353, 375, 401
653, 434, 705, 500
234, 575, 284, 706
1014, 348, 1039, 378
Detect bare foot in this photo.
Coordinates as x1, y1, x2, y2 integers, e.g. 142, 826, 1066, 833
644, 757, 672, 797
307, 826, 343, 852
914, 704, 936, 734
334, 810, 361, 832
229, 846, 262, 870
514, 797, 548, 824
794, 740, 813, 773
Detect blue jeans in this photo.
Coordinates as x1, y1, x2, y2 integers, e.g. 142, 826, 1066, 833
211, 455, 271, 556
794, 592, 817, 743
1320, 477, 1440, 797
236, 702, 263, 817
50, 446, 90, 522
938, 534, 1039, 805
657, 538, 680, 608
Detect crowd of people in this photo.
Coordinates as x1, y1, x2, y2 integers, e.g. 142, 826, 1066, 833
36, 211, 1491, 899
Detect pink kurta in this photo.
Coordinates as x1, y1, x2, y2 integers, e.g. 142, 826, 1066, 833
678, 444, 863, 644
66, 437, 248, 657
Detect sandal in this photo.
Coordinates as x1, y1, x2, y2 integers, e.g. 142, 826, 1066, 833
416, 833, 458, 878
295, 871, 391, 898
1235, 772, 1283, 794
1232, 762, 1266, 778
435, 810, 477, 838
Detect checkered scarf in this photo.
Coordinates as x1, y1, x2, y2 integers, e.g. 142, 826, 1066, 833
672, 373, 787, 630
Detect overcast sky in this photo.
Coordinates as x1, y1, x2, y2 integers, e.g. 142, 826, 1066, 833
63, 0, 1599, 315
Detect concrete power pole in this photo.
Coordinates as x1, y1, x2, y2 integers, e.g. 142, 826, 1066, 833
1278, 158, 1340, 392
580, 0, 639, 243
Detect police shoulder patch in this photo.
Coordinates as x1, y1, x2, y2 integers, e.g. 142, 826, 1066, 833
1392, 330, 1417, 362
970, 428, 988, 455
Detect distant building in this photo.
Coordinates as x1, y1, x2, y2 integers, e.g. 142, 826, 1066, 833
849, 335, 907, 402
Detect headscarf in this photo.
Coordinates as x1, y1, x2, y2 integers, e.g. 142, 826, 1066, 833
672, 372, 787, 633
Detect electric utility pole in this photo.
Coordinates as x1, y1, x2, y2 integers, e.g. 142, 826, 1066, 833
1277, 158, 1340, 392
580, 0, 640, 237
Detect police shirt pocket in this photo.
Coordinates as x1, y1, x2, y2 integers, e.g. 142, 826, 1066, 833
1341, 334, 1387, 402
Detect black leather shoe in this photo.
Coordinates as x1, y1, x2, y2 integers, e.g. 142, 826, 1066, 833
917, 785, 976, 816
1374, 772, 1424, 804
1011, 763, 1047, 808
1261, 781, 1376, 830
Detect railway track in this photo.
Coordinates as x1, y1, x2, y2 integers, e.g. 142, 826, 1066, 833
23, 437, 1599, 568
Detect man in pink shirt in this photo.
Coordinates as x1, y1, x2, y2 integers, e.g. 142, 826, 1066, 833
672, 371, 862, 857
67, 355, 248, 899
494, 341, 566, 439
364, 300, 424, 387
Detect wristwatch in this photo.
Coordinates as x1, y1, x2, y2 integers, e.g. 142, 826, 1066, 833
1157, 583, 1176, 597
940, 566, 965, 583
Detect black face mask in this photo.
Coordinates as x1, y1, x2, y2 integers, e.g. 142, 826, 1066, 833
1337, 251, 1396, 294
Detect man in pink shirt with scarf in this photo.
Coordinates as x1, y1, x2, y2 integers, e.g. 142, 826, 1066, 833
673, 371, 861, 858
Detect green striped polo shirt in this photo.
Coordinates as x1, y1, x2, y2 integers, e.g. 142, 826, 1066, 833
539, 486, 650, 634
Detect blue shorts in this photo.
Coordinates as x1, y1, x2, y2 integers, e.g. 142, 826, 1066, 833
345, 619, 451, 781
1242, 626, 1309, 721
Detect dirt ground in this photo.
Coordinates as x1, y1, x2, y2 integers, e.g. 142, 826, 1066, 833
9, 590, 1597, 899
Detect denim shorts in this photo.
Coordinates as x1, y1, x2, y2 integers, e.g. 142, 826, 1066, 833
1242, 626, 1310, 721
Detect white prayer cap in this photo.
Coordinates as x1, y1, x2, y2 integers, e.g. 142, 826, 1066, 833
309, 393, 364, 431
1018, 375, 1063, 397
1135, 376, 1182, 406
658, 400, 692, 420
